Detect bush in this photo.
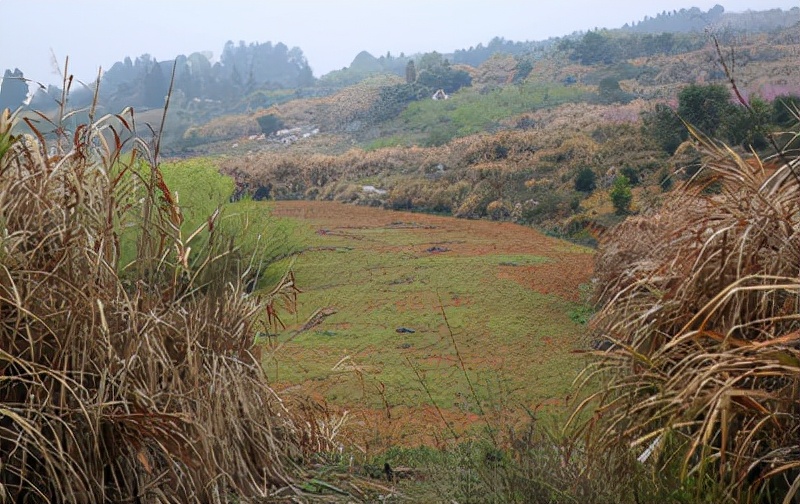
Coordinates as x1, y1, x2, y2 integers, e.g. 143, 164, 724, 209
610, 175, 633, 214
642, 103, 686, 155
596, 76, 634, 104
618, 166, 639, 185
574, 166, 597, 192
772, 94, 800, 127
256, 113, 285, 135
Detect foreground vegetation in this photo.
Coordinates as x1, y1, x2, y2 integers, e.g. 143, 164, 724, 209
573, 126, 800, 502
0, 102, 338, 501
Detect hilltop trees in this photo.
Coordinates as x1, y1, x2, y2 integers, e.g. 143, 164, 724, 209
0, 69, 28, 111
221, 40, 314, 89
28, 41, 317, 115
573, 31, 617, 65
405, 60, 417, 84
415, 52, 471, 94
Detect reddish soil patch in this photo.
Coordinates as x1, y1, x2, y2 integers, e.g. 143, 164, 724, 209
497, 257, 594, 302
272, 200, 593, 259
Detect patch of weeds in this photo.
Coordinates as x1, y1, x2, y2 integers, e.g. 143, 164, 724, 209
568, 282, 595, 325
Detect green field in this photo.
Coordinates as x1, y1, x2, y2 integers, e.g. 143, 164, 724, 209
260, 202, 594, 447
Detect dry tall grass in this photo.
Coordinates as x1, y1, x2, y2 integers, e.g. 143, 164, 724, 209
0, 94, 319, 502
574, 125, 800, 502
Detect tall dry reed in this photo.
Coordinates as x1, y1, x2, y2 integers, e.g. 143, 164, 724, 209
573, 124, 800, 502
0, 72, 316, 502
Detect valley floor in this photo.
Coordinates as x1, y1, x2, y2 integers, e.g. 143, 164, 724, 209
263, 201, 594, 451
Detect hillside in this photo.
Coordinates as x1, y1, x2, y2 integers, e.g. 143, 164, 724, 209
187, 18, 798, 244
2, 3, 800, 501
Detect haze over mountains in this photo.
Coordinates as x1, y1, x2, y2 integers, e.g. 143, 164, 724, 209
1, 4, 797, 114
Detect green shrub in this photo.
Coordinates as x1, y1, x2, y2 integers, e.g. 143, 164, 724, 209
256, 113, 284, 135
610, 175, 633, 214
574, 166, 597, 192
619, 166, 640, 185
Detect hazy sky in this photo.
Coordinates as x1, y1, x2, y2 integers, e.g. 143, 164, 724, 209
1, 0, 797, 86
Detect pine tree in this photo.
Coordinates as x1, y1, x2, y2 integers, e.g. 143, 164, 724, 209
0, 69, 28, 111
405, 60, 416, 84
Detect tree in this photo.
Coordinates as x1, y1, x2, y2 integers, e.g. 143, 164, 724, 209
677, 84, 732, 137
416, 60, 472, 95
513, 59, 533, 84
256, 114, 284, 136
405, 60, 416, 84
0, 69, 28, 111
574, 167, 597, 192
642, 103, 686, 155
610, 175, 633, 214
620, 166, 640, 185
721, 96, 771, 150
572, 31, 619, 65
417, 51, 444, 73
771, 95, 800, 127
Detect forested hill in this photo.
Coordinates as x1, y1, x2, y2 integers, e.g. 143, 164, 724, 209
3, 3, 797, 117
620, 4, 800, 33
21, 40, 315, 115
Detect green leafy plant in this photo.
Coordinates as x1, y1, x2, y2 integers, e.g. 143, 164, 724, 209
609, 174, 633, 214
574, 166, 597, 192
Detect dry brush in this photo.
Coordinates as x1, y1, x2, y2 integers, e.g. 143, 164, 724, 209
0, 100, 326, 503
574, 125, 800, 502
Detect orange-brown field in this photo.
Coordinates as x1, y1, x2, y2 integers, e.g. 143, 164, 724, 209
264, 201, 594, 452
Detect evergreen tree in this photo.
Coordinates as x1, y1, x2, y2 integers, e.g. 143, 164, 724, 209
405, 60, 416, 84
610, 175, 633, 215
0, 69, 28, 111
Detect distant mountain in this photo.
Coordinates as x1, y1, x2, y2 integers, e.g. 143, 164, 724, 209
2, 3, 798, 154
620, 4, 800, 34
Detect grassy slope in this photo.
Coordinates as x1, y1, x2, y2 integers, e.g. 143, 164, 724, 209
119, 157, 302, 273
261, 201, 594, 449
377, 82, 590, 146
